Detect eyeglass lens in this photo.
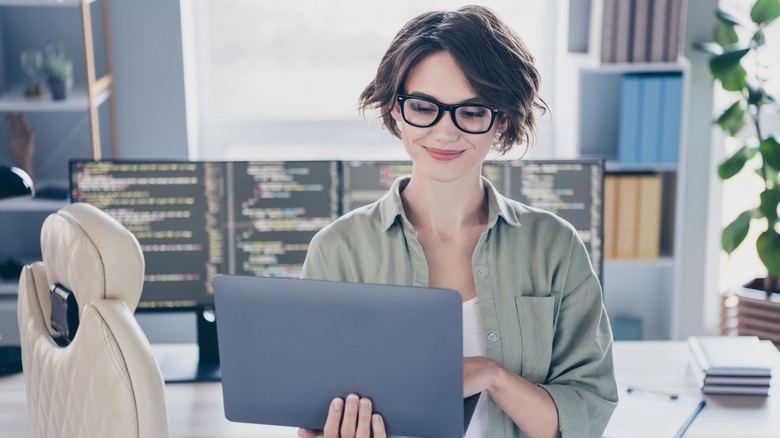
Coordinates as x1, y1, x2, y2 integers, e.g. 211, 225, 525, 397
402, 97, 494, 134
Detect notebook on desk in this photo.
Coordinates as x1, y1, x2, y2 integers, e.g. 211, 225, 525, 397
214, 275, 474, 437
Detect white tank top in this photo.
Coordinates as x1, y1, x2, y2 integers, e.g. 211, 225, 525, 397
463, 297, 488, 438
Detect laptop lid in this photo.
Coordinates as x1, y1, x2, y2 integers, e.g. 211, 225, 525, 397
214, 275, 465, 437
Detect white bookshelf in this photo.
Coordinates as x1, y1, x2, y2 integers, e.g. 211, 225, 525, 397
556, 0, 721, 339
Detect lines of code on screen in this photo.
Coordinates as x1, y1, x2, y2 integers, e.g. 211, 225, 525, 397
69, 160, 339, 310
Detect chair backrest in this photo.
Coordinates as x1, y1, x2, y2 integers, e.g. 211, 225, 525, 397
17, 202, 169, 438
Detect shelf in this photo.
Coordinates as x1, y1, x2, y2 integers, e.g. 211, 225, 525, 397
0, 0, 98, 7
580, 60, 689, 74
605, 162, 678, 173
0, 83, 110, 112
0, 280, 18, 296
0, 195, 67, 212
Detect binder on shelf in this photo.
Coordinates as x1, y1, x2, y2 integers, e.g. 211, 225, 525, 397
613, 0, 634, 63
665, 0, 688, 61
636, 175, 663, 259
603, 175, 618, 259
631, 0, 652, 62
615, 176, 640, 259
618, 75, 642, 164
638, 75, 663, 164
660, 74, 683, 164
598, 0, 617, 63
649, 0, 670, 62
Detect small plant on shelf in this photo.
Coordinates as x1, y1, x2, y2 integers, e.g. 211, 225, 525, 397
43, 41, 73, 100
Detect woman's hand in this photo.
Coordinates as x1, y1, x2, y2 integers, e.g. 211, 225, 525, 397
297, 394, 386, 438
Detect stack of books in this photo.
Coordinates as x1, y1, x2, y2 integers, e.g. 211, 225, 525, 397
688, 336, 774, 396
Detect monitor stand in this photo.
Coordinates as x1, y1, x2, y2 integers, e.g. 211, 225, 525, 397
155, 307, 221, 383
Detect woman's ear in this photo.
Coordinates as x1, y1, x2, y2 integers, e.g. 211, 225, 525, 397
391, 102, 402, 121
496, 115, 509, 133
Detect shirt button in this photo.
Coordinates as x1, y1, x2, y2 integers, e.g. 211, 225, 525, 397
487, 332, 499, 343
414, 271, 422, 282
478, 269, 488, 280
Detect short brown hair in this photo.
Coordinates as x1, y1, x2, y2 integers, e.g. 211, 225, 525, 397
359, 5, 548, 155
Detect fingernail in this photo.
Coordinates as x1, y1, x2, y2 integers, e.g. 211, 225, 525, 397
332, 398, 343, 410
360, 398, 370, 410
347, 394, 359, 406
373, 414, 381, 425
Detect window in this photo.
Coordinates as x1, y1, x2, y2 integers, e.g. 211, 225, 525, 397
182, 1, 553, 160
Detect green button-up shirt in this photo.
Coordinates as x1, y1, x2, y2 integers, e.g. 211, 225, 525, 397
301, 176, 618, 438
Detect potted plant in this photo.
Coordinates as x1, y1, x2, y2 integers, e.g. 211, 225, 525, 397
695, 0, 780, 345
43, 44, 73, 100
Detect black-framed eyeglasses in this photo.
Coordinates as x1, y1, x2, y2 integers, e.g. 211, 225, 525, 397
397, 94, 500, 135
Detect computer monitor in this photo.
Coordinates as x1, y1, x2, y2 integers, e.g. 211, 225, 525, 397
69, 160, 340, 382
342, 159, 605, 279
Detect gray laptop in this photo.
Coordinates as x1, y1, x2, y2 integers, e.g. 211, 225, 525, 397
214, 274, 468, 437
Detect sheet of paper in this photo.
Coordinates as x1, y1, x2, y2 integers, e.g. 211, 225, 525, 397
604, 386, 705, 438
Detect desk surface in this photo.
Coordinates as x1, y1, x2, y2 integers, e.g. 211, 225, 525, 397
1, 341, 779, 437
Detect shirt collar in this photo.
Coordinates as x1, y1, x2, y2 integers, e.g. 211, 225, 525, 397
378, 175, 522, 232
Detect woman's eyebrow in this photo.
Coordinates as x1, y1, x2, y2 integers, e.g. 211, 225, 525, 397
406, 91, 483, 105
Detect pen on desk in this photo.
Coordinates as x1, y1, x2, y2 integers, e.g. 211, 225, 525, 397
674, 400, 706, 438
626, 386, 679, 400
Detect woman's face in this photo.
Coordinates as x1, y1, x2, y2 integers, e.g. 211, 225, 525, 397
391, 51, 506, 184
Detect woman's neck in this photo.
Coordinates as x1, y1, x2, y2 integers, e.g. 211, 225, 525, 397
401, 171, 488, 239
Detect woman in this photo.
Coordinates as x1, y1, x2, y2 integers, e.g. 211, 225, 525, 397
299, 5, 617, 438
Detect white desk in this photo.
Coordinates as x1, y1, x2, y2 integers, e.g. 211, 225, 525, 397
1, 341, 778, 437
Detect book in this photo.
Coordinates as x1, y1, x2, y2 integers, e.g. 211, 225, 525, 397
636, 175, 662, 259
689, 358, 772, 386
688, 336, 773, 377
649, 0, 670, 62
618, 74, 642, 164
631, 0, 652, 62
614, 0, 634, 63
665, 0, 687, 61
598, 0, 617, 63
659, 74, 683, 164
639, 75, 663, 164
702, 385, 770, 396
615, 176, 640, 259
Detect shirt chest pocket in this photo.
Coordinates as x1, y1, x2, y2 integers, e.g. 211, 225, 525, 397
515, 295, 557, 383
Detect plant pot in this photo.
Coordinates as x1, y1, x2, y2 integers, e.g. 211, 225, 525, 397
735, 279, 780, 349
48, 77, 72, 100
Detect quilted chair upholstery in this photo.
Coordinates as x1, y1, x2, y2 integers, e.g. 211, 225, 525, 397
17, 202, 169, 438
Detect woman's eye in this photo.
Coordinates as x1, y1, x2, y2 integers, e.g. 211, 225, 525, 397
460, 108, 488, 118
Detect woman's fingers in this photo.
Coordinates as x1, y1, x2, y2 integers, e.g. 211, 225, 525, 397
297, 428, 320, 438
372, 414, 387, 438
339, 394, 360, 437
355, 397, 372, 437
322, 397, 344, 437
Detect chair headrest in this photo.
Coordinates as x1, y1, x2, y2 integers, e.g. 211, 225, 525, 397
41, 203, 144, 314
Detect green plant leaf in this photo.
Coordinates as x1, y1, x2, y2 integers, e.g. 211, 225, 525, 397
714, 20, 740, 46
757, 228, 780, 276
720, 66, 748, 91
710, 47, 750, 75
760, 135, 780, 170
718, 146, 749, 179
760, 188, 780, 221
746, 143, 761, 159
747, 81, 768, 105
723, 210, 754, 253
692, 41, 724, 55
752, 29, 767, 46
715, 101, 746, 135
751, 0, 780, 25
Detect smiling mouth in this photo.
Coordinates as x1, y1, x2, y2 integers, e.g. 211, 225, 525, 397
424, 147, 464, 161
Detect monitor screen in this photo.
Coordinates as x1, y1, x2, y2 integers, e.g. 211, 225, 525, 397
70, 160, 340, 310
342, 159, 604, 279
69, 160, 340, 382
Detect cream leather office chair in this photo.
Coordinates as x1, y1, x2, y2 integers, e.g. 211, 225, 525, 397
17, 202, 169, 438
